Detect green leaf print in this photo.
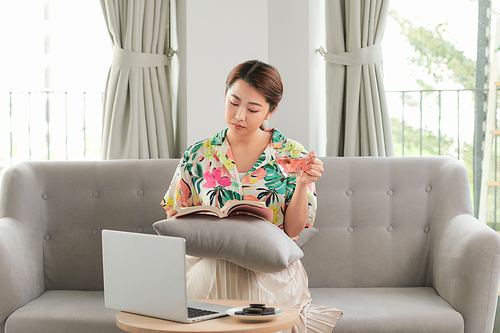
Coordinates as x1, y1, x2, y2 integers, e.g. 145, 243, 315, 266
263, 163, 287, 195
221, 189, 242, 202
193, 176, 203, 195
182, 150, 192, 164
185, 162, 193, 174
207, 187, 221, 206
207, 186, 242, 207
195, 163, 203, 178
189, 141, 204, 160
210, 131, 223, 145
257, 188, 280, 206
265, 178, 286, 195
272, 129, 287, 143
248, 153, 267, 174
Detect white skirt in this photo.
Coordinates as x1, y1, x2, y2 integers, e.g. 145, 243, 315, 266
186, 256, 342, 333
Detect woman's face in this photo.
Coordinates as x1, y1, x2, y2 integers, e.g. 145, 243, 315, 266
225, 79, 273, 137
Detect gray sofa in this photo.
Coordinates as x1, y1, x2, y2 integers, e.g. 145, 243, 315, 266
0, 156, 499, 333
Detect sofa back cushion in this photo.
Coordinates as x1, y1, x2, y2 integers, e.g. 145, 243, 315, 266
3, 159, 178, 291
1, 156, 472, 291
301, 156, 472, 288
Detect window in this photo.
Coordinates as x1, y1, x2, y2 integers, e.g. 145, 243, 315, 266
0, 0, 111, 168
384, 0, 500, 224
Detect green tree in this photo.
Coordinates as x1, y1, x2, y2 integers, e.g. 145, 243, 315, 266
391, 117, 474, 192
388, 9, 480, 213
391, 117, 456, 157
389, 9, 476, 89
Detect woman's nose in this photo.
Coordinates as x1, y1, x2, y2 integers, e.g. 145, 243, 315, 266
235, 106, 245, 120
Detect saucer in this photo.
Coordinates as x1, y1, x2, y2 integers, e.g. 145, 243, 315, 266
226, 307, 285, 323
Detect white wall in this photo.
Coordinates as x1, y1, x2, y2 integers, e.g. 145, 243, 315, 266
176, 0, 322, 154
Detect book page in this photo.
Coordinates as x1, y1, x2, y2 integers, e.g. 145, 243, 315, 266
175, 205, 224, 218
175, 200, 273, 221
229, 206, 273, 221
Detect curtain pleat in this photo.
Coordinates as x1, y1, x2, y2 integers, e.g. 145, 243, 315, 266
324, 0, 394, 157
100, 0, 176, 159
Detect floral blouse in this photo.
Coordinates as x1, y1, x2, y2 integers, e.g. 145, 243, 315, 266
161, 128, 317, 239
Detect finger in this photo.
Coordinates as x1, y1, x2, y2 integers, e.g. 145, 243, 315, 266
306, 158, 320, 168
307, 170, 322, 178
304, 162, 323, 172
307, 151, 316, 163
303, 168, 322, 179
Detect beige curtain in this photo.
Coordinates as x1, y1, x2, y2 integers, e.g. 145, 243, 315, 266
100, 0, 176, 159
323, 0, 394, 156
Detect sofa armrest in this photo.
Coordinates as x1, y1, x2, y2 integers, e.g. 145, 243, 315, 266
432, 213, 500, 333
0, 217, 44, 332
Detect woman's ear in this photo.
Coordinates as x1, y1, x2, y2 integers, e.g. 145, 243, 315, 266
265, 107, 277, 120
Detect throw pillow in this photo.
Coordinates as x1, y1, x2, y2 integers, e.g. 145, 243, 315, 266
296, 226, 318, 247
153, 215, 304, 273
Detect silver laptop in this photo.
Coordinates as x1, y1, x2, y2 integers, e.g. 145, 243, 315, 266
102, 229, 232, 323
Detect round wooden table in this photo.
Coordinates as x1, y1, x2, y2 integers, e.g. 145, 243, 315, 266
116, 299, 299, 333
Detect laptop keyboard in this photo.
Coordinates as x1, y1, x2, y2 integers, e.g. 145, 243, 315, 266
188, 307, 219, 318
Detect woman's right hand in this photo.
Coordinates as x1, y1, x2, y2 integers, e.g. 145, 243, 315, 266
298, 151, 323, 184
167, 207, 178, 219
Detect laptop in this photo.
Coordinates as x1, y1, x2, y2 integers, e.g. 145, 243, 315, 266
102, 229, 232, 323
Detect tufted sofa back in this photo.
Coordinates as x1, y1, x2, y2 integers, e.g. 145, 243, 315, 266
301, 156, 473, 288
0, 156, 473, 291
0, 159, 178, 291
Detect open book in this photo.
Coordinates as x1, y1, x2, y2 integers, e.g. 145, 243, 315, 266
175, 200, 273, 222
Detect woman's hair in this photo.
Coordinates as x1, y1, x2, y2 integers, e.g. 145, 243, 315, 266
225, 60, 283, 129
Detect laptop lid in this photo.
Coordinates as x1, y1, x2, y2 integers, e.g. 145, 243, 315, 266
102, 230, 231, 323
102, 230, 191, 322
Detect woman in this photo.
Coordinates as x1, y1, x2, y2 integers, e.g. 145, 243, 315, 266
161, 60, 340, 332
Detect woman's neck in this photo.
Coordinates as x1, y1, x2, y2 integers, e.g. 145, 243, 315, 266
226, 128, 269, 148
225, 128, 272, 173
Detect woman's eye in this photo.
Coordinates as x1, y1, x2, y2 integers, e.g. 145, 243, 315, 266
249, 109, 258, 113
230, 101, 239, 107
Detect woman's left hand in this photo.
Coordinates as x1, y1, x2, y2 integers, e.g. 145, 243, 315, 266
299, 151, 323, 184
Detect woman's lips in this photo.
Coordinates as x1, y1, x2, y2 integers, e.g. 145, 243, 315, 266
232, 123, 245, 130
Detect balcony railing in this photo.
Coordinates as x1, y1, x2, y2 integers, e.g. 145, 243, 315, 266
0, 91, 103, 168
0, 89, 498, 227
386, 89, 484, 158
387, 88, 499, 228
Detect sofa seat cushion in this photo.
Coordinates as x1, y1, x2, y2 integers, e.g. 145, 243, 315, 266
310, 287, 464, 333
5, 290, 122, 333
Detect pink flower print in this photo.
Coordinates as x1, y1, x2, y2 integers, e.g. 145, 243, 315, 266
226, 148, 234, 161
213, 150, 221, 162
241, 168, 266, 184
203, 168, 232, 188
175, 179, 192, 207
243, 195, 260, 202
217, 166, 232, 179
272, 142, 284, 149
